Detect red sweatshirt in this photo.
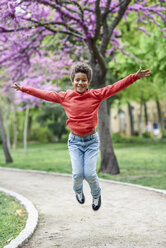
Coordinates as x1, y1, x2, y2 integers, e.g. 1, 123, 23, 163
21, 74, 139, 135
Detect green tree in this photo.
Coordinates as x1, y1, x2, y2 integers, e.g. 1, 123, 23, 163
36, 103, 68, 141
108, 14, 166, 134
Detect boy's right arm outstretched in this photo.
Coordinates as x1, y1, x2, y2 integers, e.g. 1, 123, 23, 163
12, 83, 65, 104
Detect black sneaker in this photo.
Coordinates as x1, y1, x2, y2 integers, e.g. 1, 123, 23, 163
76, 192, 85, 204
92, 195, 101, 211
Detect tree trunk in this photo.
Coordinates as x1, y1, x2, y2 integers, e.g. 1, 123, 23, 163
0, 107, 13, 163
98, 100, 120, 174
128, 103, 135, 136
24, 106, 29, 154
4, 104, 11, 149
143, 100, 148, 126
91, 63, 120, 175
156, 99, 164, 130
13, 103, 17, 150
138, 99, 143, 136
28, 114, 33, 136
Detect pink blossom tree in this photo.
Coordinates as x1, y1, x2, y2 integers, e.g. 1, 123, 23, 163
1, 52, 72, 154
0, 0, 165, 173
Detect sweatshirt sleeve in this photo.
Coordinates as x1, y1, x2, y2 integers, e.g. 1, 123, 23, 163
94, 74, 140, 101
21, 87, 66, 104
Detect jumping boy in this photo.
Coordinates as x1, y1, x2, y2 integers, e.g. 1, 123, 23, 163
12, 62, 151, 211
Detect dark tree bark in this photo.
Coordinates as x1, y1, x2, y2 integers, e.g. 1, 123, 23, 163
90, 65, 120, 174
138, 98, 143, 136
128, 103, 135, 136
156, 99, 164, 130
0, 107, 13, 163
98, 100, 120, 174
12, 103, 17, 150
87, 0, 131, 174
4, 103, 11, 149
24, 106, 29, 154
28, 114, 33, 136
143, 100, 148, 126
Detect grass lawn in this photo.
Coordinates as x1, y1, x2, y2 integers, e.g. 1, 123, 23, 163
0, 192, 27, 248
0, 141, 166, 190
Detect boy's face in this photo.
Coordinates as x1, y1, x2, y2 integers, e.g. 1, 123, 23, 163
72, 72, 90, 93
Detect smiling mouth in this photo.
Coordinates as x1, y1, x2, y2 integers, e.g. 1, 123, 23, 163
77, 86, 84, 88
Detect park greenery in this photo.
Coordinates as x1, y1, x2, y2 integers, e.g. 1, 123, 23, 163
0, 192, 27, 248
0, 0, 166, 175
0, 140, 166, 190
0, 2, 166, 246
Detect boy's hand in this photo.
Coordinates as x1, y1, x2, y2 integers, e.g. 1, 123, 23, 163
11, 83, 21, 91
136, 67, 151, 78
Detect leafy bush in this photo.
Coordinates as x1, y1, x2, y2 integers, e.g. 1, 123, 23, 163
112, 133, 125, 143
161, 129, 166, 138
112, 132, 166, 144
142, 131, 151, 138
29, 126, 53, 142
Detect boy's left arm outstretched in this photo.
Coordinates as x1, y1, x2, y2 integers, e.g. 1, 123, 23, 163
96, 67, 151, 100
135, 67, 151, 78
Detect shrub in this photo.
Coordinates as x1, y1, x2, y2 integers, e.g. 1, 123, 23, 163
142, 131, 151, 138
29, 126, 53, 142
112, 133, 125, 143
161, 129, 166, 138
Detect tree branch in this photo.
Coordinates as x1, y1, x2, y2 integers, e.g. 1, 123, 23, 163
24, 18, 84, 39
35, 0, 82, 25
89, 39, 107, 79
56, 1, 89, 37
0, 26, 33, 33
101, 0, 112, 22
32, 0, 88, 39
89, 0, 107, 77
0, 20, 83, 40
108, 0, 131, 38
102, 0, 127, 21
100, 0, 131, 56
93, 0, 101, 42
0, 30, 43, 65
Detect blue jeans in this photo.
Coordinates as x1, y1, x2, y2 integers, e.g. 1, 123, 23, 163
67, 132, 101, 199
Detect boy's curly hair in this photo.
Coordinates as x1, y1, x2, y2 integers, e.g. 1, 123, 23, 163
70, 62, 93, 82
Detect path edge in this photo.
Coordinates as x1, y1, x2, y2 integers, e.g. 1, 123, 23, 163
0, 186, 38, 248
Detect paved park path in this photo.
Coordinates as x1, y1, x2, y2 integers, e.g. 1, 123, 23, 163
0, 167, 166, 248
